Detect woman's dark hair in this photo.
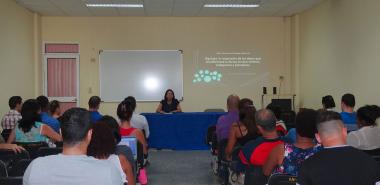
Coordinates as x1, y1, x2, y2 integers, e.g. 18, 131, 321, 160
164, 89, 175, 101
49, 100, 60, 114
117, 100, 134, 121
124, 96, 137, 112
87, 121, 116, 159
18, 99, 41, 133
99, 115, 121, 143
238, 98, 258, 136
296, 108, 318, 138
357, 105, 380, 127
322, 95, 335, 109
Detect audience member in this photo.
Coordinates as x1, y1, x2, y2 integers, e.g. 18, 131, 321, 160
23, 108, 123, 185
88, 121, 136, 185
263, 109, 321, 176
88, 96, 103, 123
118, 100, 148, 155
100, 115, 136, 173
0, 134, 25, 153
7, 99, 61, 143
322, 95, 336, 111
266, 103, 287, 135
125, 96, 150, 138
37, 95, 60, 133
49, 100, 61, 119
156, 89, 182, 113
298, 111, 380, 185
340, 93, 357, 125
225, 98, 258, 160
1, 96, 22, 141
216, 94, 239, 142
347, 105, 380, 150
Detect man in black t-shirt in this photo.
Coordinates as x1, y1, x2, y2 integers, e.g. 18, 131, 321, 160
298, 111, 380, 185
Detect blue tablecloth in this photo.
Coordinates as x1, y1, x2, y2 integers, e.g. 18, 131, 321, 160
142, 112, 225, 150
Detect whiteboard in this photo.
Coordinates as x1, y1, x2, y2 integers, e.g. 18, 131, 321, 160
99, 50, 183, 102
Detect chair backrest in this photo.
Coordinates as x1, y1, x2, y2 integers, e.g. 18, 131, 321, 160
14, 142, 48, 159
204, 109, 225, 112
37, 147, 62, 157
0, 149, 29, 166
118, 137, 138, 160
244, 166, 268, 185
268, 174, 298, 185
0, 176, 23, 185
7, 159, 32, 177
0, 161, 7, 177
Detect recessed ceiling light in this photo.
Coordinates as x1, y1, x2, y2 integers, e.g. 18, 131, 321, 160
204, 4, 260, 8
86, 4, 143, 8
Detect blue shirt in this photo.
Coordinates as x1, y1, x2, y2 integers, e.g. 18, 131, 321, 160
340, 112, 357, 124
285, 128, 297, 144
41, 112, 60, 133
90, 111, 103, 123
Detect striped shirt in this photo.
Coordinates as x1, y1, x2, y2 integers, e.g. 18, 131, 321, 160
1, 110, 22, 129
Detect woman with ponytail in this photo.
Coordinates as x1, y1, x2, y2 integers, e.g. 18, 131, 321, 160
7, 99, 62, 143
117, 100, 148, 155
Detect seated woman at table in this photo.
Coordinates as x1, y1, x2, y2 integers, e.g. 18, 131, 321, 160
156, 89, 182, 114
118, 100, 148, 155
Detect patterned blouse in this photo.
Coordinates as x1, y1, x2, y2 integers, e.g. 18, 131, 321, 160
274, 143, 322, 176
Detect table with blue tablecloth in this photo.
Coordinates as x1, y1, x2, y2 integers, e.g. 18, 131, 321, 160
141, 112, 225, 150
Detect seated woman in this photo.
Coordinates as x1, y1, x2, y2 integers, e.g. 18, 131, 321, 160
7, 99, 62, 144
263, 109, 321, 176
49, 100, 61, 119
156, 89, 182, 113
225, 98, 259, 161
118, 100, 148, 155
88, 121, 135, 185
347, 105, 380, 150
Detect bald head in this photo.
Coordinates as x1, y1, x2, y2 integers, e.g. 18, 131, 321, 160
316, 111, 347, 146
255, 109, 277, 131
227, 94, 239, 111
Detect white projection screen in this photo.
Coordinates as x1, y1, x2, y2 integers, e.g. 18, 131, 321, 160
99, 50, 183, 102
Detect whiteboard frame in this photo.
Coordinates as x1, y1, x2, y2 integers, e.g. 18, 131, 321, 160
99, 50, 183, 102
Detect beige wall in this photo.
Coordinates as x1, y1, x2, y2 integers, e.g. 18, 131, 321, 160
0, 0, 39, 116
41, 17, 293, 116
296, 0, 380, 110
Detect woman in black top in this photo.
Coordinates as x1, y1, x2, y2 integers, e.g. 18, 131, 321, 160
156, 89, 182, 113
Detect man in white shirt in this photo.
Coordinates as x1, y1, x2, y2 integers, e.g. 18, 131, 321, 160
125, 96, 150, 138
23, 108, 123, 185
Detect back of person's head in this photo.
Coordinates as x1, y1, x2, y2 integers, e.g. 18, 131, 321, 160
296, 108, 318, 138
316, 111, 345, 142
60, 108, 92, 146
117, 100, 134, 121
99, 115, 121, 143
49, 100, 60, 115
164, 89, 175, 101
341, 93, 355, 108
238, 98, 257, 135
18, 99, 41, 133
357, 105, 380, 127
322, 95, 335, 109
9, 96, 22, 110
124, 96, 137, 112
87, 121, 116, 159
36, 95, 49, 112
255, 109, 277, 132
227, 94, 240, 111
266, 103, 282, 120
88, 96, 101, 109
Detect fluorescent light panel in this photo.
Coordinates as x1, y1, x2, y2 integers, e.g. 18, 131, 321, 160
86, 4, 143, 8
204, 4, 259, 8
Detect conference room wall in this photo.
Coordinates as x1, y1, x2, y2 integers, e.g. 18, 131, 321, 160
0, 0, 41, 117
41, 17, 292, 116
296, 0, 380, 110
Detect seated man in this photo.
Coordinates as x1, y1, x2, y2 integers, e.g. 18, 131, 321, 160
1, 96, 22, 141
88, 96, 103, 123
37, 96, 60, 133
340, 93, 357, 127
23, 108, 123, 185
298, 111, 380, 185
125, 96, 150, 138
216, 94, 240, 142
239, 109, 287, 185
